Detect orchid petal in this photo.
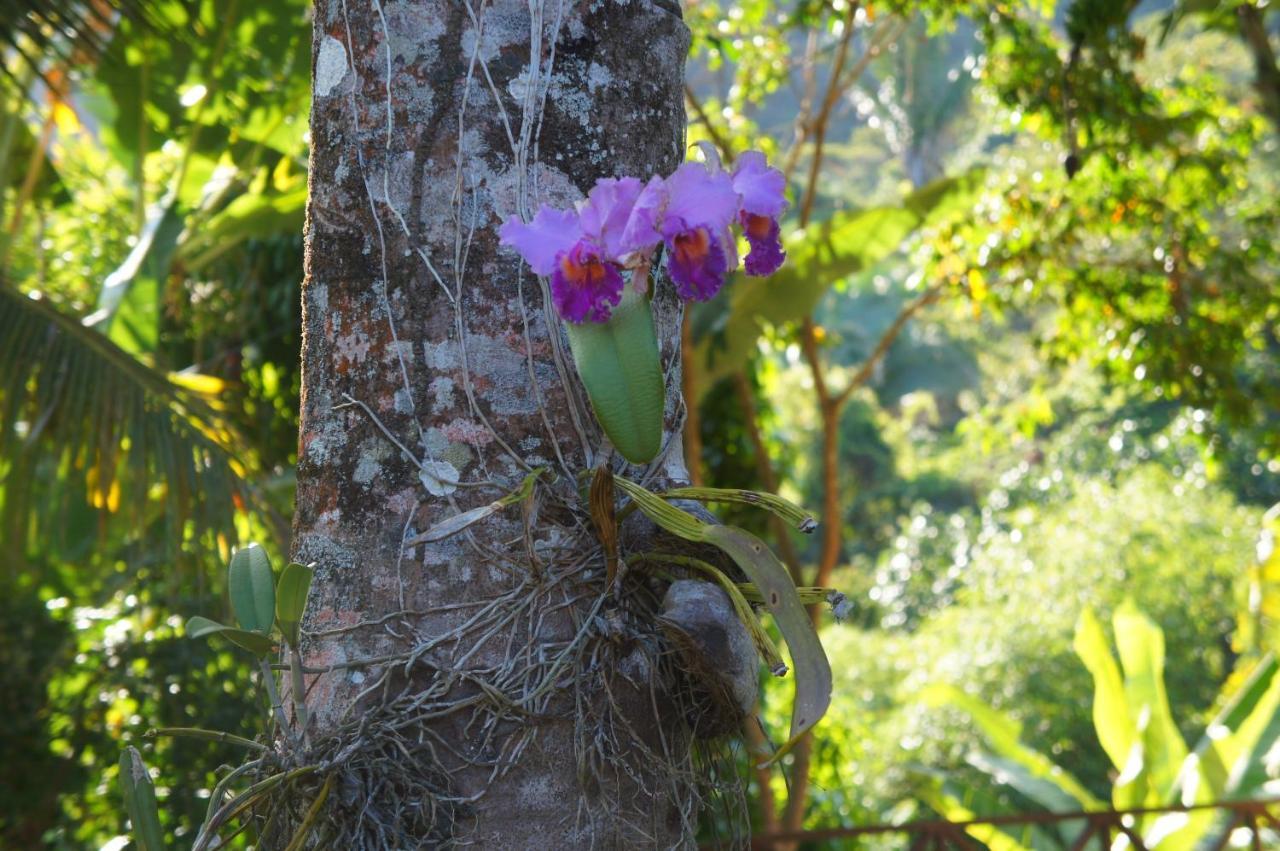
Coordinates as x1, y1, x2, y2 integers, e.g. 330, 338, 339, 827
577, 177, 644, 260
620, 175, 665, 258
666, 225, 730, 302
659, 163, 739, 240
550, 241, 625, 323
741, 212, 785, 276
732, 151, 788, 218
500, 207, 582, 276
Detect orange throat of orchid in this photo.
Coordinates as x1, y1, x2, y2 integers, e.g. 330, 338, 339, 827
743, 213, 773, 240
560, 250, 611, 289
673, 226, 713, 266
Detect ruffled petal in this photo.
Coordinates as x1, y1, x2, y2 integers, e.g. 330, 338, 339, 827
731, 151, 788, 218
665, 225, 729, 302
576, 177, 644, 260
550, 241, 626, 323
659, 163, 739, 240
619, 175, 666, 258
741, 212, 785, 276
499, 207, 582, 276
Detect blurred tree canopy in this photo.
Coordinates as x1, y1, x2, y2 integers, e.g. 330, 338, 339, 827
1, 0, 1277, 847
2, 0, 309, 845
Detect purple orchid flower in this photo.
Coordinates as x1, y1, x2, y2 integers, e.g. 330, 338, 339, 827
730, 151, 788, 277
500, 177, 657, 323
631, 162, 741, 302
500, 152, 787, 320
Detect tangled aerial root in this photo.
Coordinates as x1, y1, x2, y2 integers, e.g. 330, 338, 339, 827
215, 535, 751, 850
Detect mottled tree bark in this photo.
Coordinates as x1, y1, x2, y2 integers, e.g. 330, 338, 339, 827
290, 1, 733, 847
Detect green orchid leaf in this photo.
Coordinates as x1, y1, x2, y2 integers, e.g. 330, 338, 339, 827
184, 616, 278, 657
614, 477, 831, 760
228, 542, 275, 635
564, 287, 664, 465
662, 486, 817, 533
275, 562, 314, 649
119, 746, 165, 851
185, 615, 232, 638
702, 524, 832, 762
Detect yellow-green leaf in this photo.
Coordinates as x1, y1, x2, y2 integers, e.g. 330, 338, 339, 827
662, 486, 817, 533
921, 684, 1102, 811
1114, 600, 1187, 802
1074, 607, 1135, 774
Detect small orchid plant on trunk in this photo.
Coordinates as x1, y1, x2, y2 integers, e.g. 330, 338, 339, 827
500, 147, 787, 464
497, 149, 832, 765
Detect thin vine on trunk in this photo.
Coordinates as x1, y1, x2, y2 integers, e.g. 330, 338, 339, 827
287, 2, 748, 847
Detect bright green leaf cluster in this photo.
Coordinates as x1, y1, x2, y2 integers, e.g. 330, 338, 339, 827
922, 602, 1280, 848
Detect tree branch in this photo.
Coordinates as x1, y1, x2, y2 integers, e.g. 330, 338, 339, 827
683, 83, 736, 165
798, 317, 833, 407
798, 1, 860, 228
1236, 3, 1280, 130
834, 282, 944, 408
782, 28, 822, 183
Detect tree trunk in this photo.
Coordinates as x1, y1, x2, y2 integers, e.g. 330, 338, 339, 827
290, 2, 732, 847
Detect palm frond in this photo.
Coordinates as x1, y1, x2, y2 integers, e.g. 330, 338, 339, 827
0, 283, 250, 562
0, 0, 150, 91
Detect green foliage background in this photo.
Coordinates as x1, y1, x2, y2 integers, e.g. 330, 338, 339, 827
1, 0, 1278, 847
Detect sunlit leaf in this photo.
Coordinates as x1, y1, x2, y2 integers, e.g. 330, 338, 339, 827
228, 542, 275, 635
0, 285, 249, 560
922, 684, 1102, 812
913, 772, 1043, 851
1113, 600, 1188, 803
1073, 607, 1136, 777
